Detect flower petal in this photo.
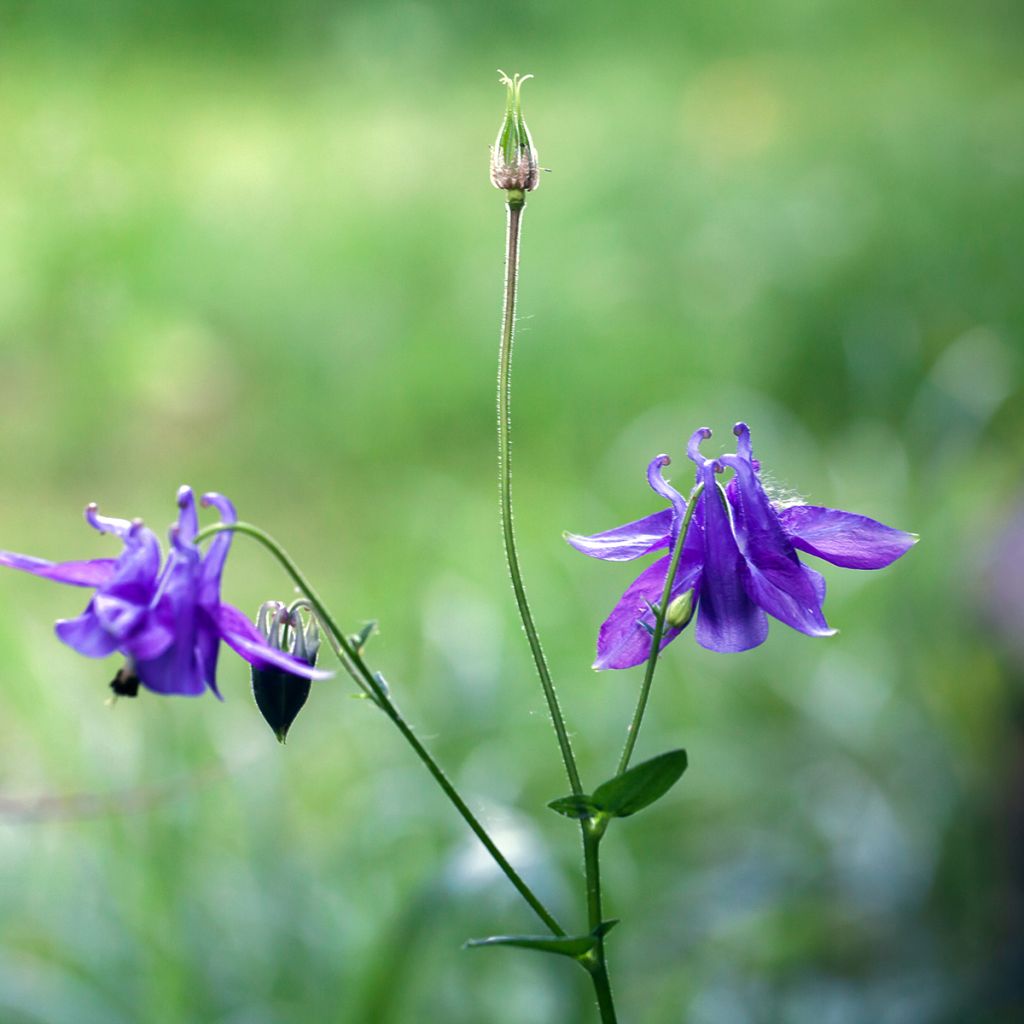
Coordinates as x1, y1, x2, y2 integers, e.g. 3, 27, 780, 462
742, 563, 836, 637
776, 505, 918, 569
103, 524, 163, 597
565, 508, 673, 561
85, 504, 134, 539
135, 644, 207, 696
720, 435, 832, 638
593, 552, 703, 670
54, 608, 121, 658
217, 604, 333, 680
175, 486, 199, 545
0, 552, 118, 587
135, 544, 204, 695
694, 473, 769, 653
122, 618, 177, 661
194, 620, 223, 700
198, 492, 237, 605
91, 592, 148, 638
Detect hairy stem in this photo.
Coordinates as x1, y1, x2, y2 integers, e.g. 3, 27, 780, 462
583, 828, 618, 1023
495, 195, 617, 1023
498, 197, 583, 797
195, 520, 565, 936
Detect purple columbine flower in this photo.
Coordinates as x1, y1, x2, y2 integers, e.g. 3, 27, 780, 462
0, 486, 329, 697
566, 424, 917, 668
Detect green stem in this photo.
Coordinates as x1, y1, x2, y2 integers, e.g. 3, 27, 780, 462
583, 827, 618, 1024
498, 197, 583, 797
616, 485, 703, 775
495, 195, 617, 1023
195, 520, 565, 937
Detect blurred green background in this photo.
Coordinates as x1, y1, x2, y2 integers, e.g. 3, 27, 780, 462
1, 2, 1022, 1022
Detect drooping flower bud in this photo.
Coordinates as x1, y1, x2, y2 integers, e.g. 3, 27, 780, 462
251, 601, 321, 743
490, 70, 539, 197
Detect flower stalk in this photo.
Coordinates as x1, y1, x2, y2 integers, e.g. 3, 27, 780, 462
492, 74, 618, 1022
618, 483, 703, 775
497, 197, 583, 797
193, 520, 565, 938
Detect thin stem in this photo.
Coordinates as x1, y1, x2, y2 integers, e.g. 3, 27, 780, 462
496, 197, 618, 1022
583, 829, 618, 1023
498, 198, 583, 797
617, 485, 703, 775
195, 520, 566, 937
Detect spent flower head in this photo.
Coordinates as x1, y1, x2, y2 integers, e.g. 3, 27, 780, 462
491, 70, 540, 195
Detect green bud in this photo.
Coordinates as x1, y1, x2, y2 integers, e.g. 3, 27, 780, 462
490, 70, 539, 194
665, 590, 695, 629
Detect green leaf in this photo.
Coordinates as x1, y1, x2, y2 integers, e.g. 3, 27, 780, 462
351, 620, 378, 651
464, 933, 597, 958
590, 749, 688, 818
547, 794, 597, 819
592, 919, 620, 939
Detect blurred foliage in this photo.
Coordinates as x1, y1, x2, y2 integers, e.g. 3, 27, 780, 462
1, 1, 1022, 1022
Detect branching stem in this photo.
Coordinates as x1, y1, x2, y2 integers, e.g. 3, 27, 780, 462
194, 520, 565, 937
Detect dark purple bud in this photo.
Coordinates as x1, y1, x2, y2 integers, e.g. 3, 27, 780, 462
251, 601, 320, 743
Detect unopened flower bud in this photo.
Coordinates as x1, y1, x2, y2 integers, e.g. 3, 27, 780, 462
490, 70, 539, 197
665, 590, 695, 630
251, 601, 319, 743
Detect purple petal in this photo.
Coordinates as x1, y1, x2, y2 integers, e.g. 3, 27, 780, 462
719, 446, 831, 637
134, 547, 204, 695
646, 455, 688, 518
195, 619, 223, 700
102, 525, 163, 599
54, 608, 121, 658
805, 563, 827, 603
91, 592, 148, 639
776, 505, 918, 569
742, 563, 836, 638
218, 604, 332, 680
594, 552, 703, 670
122, 618, 176, 661
198, 492, 237, 606
136, 643, 207, 696
694, 473, 769, 653
175, 486, 198, 545
85, 504, 134, 539
565, 508, 673, 561
0, 552, 117, 587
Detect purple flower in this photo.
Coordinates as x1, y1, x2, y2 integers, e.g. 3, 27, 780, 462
566, 424, 917, 667
0, 486, 329, 697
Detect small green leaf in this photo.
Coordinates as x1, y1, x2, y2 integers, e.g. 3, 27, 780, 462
351, 620, 378, 651
592, 919, 619, 939
591, 749, 688, 818
464, 933, 597, 958
547, 794, 598, 819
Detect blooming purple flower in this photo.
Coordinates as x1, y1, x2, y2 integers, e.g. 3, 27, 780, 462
566, 423, 917, 668
0, 486, 329, 697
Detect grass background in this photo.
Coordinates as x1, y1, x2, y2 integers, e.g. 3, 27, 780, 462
1, 2, 1022, 1021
